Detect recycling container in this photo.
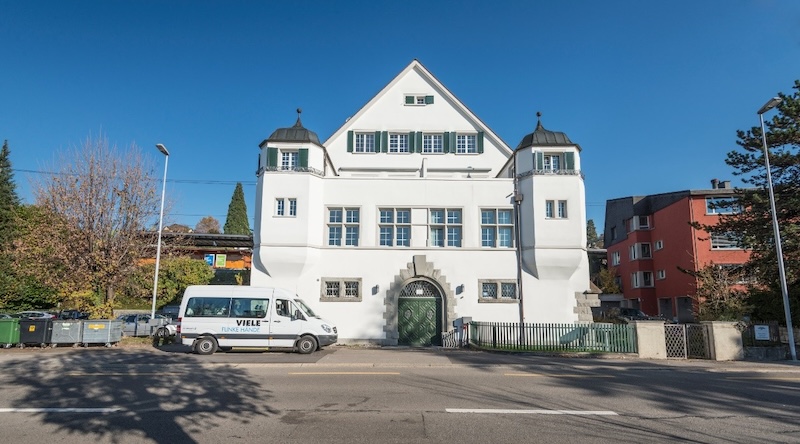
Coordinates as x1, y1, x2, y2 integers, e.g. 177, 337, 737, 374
0, 318, 20, 348
19, 319, 53, 348
82, 320, 123, 347
50, 320, 84, 347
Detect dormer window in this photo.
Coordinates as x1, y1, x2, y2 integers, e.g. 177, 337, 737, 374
405, 95, 434, 106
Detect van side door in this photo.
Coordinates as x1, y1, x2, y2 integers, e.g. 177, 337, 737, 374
269, 298, 303, 348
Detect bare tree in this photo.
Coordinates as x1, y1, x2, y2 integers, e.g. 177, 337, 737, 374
21, 134, 161, 305
195, 216, 221, 234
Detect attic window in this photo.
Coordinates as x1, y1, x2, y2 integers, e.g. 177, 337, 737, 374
405, 95, 434, 106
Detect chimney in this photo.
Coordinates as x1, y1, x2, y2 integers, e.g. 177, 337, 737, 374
711, 178, 719, 189
722, 180, 731, 189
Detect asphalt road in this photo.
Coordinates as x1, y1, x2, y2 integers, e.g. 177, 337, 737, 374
1, 345, 799, 443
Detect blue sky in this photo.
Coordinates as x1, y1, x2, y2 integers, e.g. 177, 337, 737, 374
3, 1, 799, 231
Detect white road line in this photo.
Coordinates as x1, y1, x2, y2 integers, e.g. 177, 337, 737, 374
0, 408, 122, 413
446, 408, 618, 415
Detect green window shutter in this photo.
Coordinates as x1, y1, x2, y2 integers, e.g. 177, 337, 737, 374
416, 132, 423, 153
443, 132, 450, 153
425, 95, 434, 104
267, 147, 278, 168
381, 131, 388, 153
536, 152, 544, 169
298, 148, 308, 168
409, 131, 416, 152
565, 152, 575, 170
405, 95, 414, 105
477, 131, 484, 154
374, 131, 381, 152
347, 131, 354, 153
450, 132, 457, 153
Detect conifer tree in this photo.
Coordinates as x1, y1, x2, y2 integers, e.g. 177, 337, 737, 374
224, 182, 250, 235
0, 140, 20, 247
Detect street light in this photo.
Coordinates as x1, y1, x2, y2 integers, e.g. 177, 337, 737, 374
758, 97, 796, 361
151, 143, 170, 319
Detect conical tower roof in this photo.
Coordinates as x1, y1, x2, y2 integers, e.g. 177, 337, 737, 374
265, 108, 321, 146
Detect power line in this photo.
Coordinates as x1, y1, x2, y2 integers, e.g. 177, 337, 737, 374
11, 168, 256, 186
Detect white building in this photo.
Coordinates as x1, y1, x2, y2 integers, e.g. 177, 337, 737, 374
252, 60, 593, 345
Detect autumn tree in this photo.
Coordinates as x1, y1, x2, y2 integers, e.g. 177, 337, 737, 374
17, 134, 162, 306
224, 182, 250, 235
706, 80, 800, 322
122, 256, 214, 308
679, 264, 751, 321
195, 216, 221, 234
594, 266, 621, 294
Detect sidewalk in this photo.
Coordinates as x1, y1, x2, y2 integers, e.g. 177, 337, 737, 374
311, 346, 800, 373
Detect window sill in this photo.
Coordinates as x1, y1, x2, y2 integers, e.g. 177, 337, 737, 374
478, 298, 519, 304
320, 296, 362, 302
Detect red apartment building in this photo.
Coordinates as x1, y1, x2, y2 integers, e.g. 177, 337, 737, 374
603, 179, 750, 322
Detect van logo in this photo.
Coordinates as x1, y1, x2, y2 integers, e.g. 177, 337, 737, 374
236, 320, 261, 327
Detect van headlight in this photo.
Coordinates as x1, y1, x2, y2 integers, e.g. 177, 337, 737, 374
321, 324, 332, 333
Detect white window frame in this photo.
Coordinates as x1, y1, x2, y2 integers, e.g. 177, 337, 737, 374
275, 198, 297, 217
388, 133, 410, 153
632, 271, 654, 288
543, 154, 562, 171
478, 280, 518, 302
657, 270, 666, 280
612, 251, 620, 266
456, 134, 477, 154
545, 200, 568, 219
429, 208, 462, 247
655, 240, 664, 250
422, 134, 444, 154
480, 208, 514, 248
328, 207, 359, 247
630, 243, 652, 260
354, 133, 376, 153
281, 151, 298, 170
378, 208, 411, 247
706, 197, 740, 215
320, 277, 362, 302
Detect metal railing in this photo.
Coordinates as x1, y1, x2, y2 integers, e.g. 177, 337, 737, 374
468, 322, 637, 353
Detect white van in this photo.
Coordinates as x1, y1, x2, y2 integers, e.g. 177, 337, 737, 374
177, 285, 337, 355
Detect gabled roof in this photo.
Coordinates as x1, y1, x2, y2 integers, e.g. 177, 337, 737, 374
322, 59, 512, 156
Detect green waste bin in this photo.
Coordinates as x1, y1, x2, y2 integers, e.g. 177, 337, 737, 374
0, 319, 20, 348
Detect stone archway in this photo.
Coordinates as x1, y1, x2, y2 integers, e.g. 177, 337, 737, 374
383, 255, 456, 346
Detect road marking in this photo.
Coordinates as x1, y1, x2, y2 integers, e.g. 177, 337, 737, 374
504, 373, 614, 378
288, 372, 401, 375
67, 372, 186, 376
0, 408, 122, 413
726, 376, 800, 381
446, 408, 618, 415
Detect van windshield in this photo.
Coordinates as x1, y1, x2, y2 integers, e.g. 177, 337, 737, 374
294, 299, 318, 318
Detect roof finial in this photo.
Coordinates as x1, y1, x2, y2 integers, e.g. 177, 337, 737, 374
294, 108, 303, 128
536, 111, 543, 129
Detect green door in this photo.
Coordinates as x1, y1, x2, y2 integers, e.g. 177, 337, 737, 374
398, 297, 438, 346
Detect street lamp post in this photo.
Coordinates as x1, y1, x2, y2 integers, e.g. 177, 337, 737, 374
151, 143, 170, 319
758, 97, 796, 361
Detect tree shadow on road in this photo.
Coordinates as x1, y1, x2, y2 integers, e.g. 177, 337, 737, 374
0, 348, 278, 443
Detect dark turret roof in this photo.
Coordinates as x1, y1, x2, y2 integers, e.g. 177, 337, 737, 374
264, 109, 321, 146
515, 113, 573, 149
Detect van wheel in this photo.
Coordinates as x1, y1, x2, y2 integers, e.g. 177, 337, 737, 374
296, 336, 317, 354
194, 337, 217, 355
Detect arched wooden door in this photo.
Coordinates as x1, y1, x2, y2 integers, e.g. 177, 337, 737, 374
397, 280, 443, 346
